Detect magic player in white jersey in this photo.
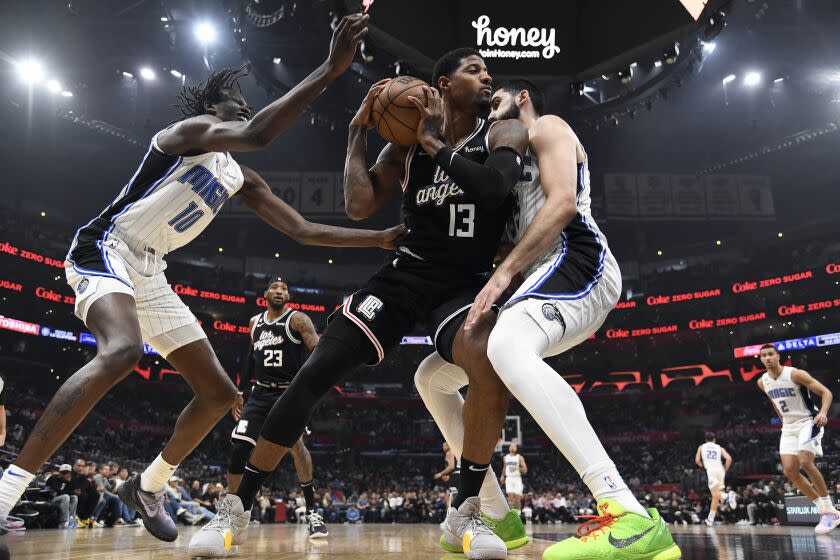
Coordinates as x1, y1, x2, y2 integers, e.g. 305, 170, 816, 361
500, 443, 527, 509
0, 13, 405, 541
694, 432, 732, 525
757, 344, 839, 534
414, 80, 679, 560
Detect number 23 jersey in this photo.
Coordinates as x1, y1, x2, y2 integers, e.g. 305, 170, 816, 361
249, 309, 307, 385
397, 118, 512, 275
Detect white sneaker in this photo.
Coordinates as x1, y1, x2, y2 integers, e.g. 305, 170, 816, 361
704, 519, 714, 527
815, 510, 840, 535
188, 495, 250, 558
442, 497, 506, 560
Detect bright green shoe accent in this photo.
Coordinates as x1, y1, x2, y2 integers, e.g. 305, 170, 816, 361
439, 510, 529, 552
542, 499, 682, 560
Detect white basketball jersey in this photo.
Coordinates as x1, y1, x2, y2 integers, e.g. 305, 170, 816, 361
700, 442, 723, 470
507, 146, 608, 278
70, 129, 244, 262
504, 454, 521, 478
761, 366, 818, 423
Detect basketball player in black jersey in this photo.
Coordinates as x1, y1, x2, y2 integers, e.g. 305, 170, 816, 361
227, 278, 327, 539
189, 48, 528, 558
0, 13, 411, 544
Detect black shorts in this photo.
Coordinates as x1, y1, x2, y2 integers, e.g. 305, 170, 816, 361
231, 385, 285, 446
330, 254, 488, 365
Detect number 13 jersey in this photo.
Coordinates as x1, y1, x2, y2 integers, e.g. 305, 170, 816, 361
397, 118, 512, 275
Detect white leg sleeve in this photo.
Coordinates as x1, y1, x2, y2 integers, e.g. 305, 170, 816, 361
487, 305, 648, 518
414, 352, 510, 518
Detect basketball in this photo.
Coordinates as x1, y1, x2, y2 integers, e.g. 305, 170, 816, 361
372, 76, 427, 147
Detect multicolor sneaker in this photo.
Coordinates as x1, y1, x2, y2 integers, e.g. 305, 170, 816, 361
542, 499, 681, 560
815, 509, 840, 535
442, 497, 507, 559
440, 509, 528, 552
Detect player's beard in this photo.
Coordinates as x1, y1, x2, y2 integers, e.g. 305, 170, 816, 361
489, 102, 520, 124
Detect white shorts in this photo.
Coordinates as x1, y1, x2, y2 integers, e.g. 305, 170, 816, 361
500, 250, 621, 358
505, 477, 524, 496
706, 466, 725, 490
64, 238, 205, 358
779, 420, 824, 457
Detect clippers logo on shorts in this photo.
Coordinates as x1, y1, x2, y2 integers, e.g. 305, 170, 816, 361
77, 278, 90, 295
356, 295, 384, 322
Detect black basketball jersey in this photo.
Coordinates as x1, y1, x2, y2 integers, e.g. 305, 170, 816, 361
397, 118, 512, 274
249, 309, 306, 385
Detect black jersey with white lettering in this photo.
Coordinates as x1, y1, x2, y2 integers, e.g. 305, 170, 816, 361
397, 118, 512, 274
248, 309, 306, 386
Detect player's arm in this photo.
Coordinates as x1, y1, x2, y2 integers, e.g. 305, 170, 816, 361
290, 312, 320, 353
238, 165, 405, 248
757, 378, 784, 423
157, 15, 369, 155
519, 455, 528, 475
721, 447, 733, 472
494, 116, 577, 276
791, 368, 833, 427
233, 315, 258, 420
694, 445, 703, 468
409, 86, 527, 209
344, 79, 408, 220
465, 116, 577, 328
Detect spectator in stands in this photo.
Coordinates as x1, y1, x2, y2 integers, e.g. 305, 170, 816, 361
45, 464, 77, 527
73, 460, 98, 527
165, 477, 214, 524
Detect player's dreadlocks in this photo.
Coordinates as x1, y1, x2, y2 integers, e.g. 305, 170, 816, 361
175, 64, 248, 119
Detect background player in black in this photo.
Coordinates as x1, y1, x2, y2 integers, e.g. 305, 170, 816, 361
186, 48, 527, 558
227, 278, 327, 539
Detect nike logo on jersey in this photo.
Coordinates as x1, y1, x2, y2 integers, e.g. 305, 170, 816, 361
608, 526, 654, 548
468, 465, 489, 472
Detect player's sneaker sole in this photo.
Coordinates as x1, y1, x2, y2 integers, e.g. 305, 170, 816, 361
439, 534, 528, 552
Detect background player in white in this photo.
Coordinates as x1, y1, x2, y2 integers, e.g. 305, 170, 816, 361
500, 443, 527, 510
0, 13, 407, 540
415, 80, 679, 560
757, 344, 839, 534
694, 432, 732, 525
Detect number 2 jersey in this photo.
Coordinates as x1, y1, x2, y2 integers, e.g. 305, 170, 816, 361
67, 129, 244, 274
243, 309, 307, 388
760, 366, 819, 424
397, 118, 512, 275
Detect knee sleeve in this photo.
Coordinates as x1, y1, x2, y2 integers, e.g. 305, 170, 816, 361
414, 352, 469, 397
260, 326, 370, 447
229, 439, 254, 475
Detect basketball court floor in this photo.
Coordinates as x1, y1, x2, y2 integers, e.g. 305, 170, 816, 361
3, 523, 838, 559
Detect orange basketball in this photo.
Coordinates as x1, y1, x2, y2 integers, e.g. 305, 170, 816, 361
371, 76, 427, 147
